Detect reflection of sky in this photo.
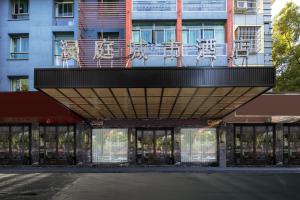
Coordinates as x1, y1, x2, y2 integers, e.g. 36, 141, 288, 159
272, 0, 300, 19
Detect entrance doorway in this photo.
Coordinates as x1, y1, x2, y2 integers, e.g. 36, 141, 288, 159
136, 129, 174, 165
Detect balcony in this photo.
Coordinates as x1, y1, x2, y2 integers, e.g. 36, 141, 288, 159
132, 0, 177, 20
182, 0, 227, 19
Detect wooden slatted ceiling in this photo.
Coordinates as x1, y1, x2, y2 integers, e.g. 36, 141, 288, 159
42, 87, 268, 120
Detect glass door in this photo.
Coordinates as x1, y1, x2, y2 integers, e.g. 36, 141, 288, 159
136, 129, 174, 165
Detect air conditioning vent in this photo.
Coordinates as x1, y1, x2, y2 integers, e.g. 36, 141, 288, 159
237, 1, 248, 9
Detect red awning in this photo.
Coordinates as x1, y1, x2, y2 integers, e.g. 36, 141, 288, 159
0, 92, 83, 124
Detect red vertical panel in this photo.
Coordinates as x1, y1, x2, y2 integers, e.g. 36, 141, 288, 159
126, 0, 132, 68
176, 0, 182, 67
226, 0, 233, 67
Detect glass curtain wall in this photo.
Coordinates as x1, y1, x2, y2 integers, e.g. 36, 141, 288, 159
92, 129, 128, 163
234, 125, 275, 165
0, 125, 30, 164
181, 128, 217, 164
283, 125, 300, 165
39, 126, 75, 165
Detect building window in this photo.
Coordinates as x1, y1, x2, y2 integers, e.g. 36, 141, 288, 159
182, 24, 225, 45
235, 26, 262, 53
10, 34, 29, 59
132, 23, 176, 44
11, 0, 29, 20
54, 32, 74, 66
235, 0, 258, 13
182, 23, 226, 56
55, 0, 74, 17
10, 76, 29, 92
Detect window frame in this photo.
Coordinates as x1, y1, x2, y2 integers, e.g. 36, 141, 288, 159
11, 0, 29, 16
9, 34, 29, 59
132, 28, 176, 44
53, 32, 74, 66
55, 0, 74, 18
9, 76, 29, 92
182, 24, 225, 45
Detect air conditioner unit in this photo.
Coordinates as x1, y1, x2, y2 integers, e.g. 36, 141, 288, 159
237, 1, 248, 9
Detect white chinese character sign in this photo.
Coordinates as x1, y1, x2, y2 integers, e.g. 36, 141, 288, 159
232, 40, 250, 67
93, 39, 114, 68
127, 40, 148, 67
196, 39, 216, 67
163, 41, 181, 63
60, 40, 79, 68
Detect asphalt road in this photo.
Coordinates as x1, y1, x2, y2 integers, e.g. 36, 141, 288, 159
0, 172, 300, 200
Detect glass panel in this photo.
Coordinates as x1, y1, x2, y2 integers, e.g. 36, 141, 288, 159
141, 30, 152, 44
10, 126, 24, 161
92, 129, 128, 163
136, 130, 143, 164
203, 29, 214, 39
154, 30, 164, 44
11, 77, 28, 92
165, 130, 173, 163
235, 126, 241, 164
289, 126, 300, 164
23, 126, 30, 160
255, 126, 274, 164
164, 30, 175, 42
143, 130, 154, 163
182, 30, 189, 45
132, 30, 140, 43
57, 126, 68, 160
45, 126, 57, 161
215, 28, 225, 43
189, 30, 201, 44
155, 130, 165, 162
19, 0, 28, 14
283, 126, 289, 164
54, 32, 74, 66
21, 37, 29, 52
181, 128, 217, 163
0, 127, 10, 162
240, 126, 254, 164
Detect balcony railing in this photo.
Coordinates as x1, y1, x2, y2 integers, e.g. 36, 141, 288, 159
183, 43, 227, 56
133, 0, 176, 11
183, 0, 226, 12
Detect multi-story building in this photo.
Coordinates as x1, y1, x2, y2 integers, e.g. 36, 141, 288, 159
0, 0, 298, 167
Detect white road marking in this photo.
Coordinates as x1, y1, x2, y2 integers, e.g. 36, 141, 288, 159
0, 174, 17, 179
0, 173, 41, 189
1, 173, 50, 193
1, 174, 49, 192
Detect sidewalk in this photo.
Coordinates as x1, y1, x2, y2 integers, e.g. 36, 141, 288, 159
1, 165, 300, 173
